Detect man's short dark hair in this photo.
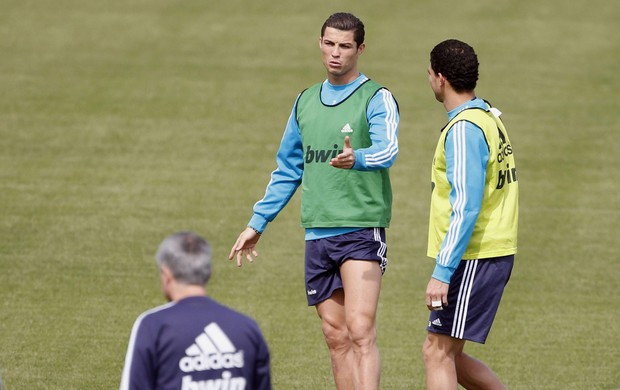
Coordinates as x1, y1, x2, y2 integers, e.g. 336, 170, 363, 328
430, 39, 479, 93
321, 12, 365, 47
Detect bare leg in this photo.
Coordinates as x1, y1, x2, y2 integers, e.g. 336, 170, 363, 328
455, 353, 507, 390
423, 332, 507, 390
341, 260, 382, 390
317, 289, 355, 390
422, 332, 464, 390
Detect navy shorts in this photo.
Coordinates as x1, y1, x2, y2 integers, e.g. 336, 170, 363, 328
304, 228, 387, 306
427, 255, 514, 344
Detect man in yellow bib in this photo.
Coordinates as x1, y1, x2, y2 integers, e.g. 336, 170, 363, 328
422, 39, 518, 390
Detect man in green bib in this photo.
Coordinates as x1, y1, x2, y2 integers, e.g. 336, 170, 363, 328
229, 12, 399, 390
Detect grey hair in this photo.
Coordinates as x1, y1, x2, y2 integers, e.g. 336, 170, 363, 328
155, 231, 212, 286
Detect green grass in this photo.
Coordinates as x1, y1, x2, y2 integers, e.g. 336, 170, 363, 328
1, 0, 619, 388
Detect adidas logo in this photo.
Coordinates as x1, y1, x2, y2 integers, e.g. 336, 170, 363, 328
341, 123, 353, 133
431, 318, 442, 327
179, 322, 245, 373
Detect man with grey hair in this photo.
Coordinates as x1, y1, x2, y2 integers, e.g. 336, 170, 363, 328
120, 232, 271, 390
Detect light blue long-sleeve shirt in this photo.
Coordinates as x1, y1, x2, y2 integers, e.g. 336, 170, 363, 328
432, 98, 490, 283
248, 73, 399, 240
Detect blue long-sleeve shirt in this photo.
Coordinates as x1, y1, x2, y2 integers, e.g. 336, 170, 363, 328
248, 73, 399, 240
432, 98, 490, 283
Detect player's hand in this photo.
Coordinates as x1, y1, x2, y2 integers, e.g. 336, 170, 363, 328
228, 227, 261, 267
425, 277, 449, 311
330, 136, 355, 169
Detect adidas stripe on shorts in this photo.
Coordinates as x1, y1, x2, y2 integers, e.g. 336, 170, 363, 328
427, 255, 514, 344
304, 227, 388, 306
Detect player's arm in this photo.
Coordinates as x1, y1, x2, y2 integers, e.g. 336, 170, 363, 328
248, 105, 304, 233
330, 89, 399, 170
119, 316, 156, 390
432, 120, 489, 284
354, 88, 400, 170
229, 99, 304, 266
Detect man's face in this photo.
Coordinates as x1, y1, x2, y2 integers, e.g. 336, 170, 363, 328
320, 27, 364, 84
428, 64, 444, 102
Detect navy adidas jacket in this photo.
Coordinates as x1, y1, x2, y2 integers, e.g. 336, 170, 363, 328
120, 296, 271, 390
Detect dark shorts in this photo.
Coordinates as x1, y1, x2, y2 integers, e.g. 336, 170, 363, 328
427, 255, 514, 344
304, 228, 388, 306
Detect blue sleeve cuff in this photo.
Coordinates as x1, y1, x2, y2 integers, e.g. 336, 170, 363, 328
352, 150, 366, 170
431, 262, 457, 284
248, 215, 268, 234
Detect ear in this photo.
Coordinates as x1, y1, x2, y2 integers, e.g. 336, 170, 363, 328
357, 42, 366, 55
437, 72, 447, 86
160, 265, 173, 285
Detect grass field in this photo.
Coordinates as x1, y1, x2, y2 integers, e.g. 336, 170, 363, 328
1, 0, 619, 389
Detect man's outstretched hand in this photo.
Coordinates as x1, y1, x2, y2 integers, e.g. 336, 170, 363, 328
330, 136, 355, 169
228, 227, 261, 267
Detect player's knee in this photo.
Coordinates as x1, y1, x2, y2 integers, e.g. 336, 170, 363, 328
422, 337, 435, 365
347, 319, 376, 350
321, 319, 350, 350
